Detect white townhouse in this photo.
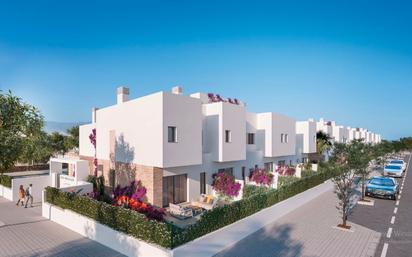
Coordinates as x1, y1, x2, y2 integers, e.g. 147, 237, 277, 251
316, 118, 334, 141
79, 87, 297, 207
295, 119, 317, 163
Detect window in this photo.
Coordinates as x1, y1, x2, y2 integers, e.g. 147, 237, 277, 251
200, 172, 206, 194
168, 126, 177, 143
225, 130, 232, 143
218, 167, 233, 176
285, 134, 289, 143
281, 133, 284, 143
264, 162, 273, 172
241, 167, 246, 181
162, 174, 187, 207
247, 133, 255, 144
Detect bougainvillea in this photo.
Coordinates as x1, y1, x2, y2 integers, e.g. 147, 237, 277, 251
250, 168, 274, 185
212, 172, 241, 198
112, 180, 164, 221
278, 165, 296, 176
89, 128, 97, 176
114, 195, 165, 221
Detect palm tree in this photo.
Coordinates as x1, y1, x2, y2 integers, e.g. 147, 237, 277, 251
316, 131, 333, 161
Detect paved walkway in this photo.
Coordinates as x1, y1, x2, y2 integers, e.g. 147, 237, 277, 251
215, 184, 381, 257
0, 197, 124, 257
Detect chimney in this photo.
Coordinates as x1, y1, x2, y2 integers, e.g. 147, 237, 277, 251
117, 86, 129, 104
172, 86, 183, 95
92, 107, 99, 123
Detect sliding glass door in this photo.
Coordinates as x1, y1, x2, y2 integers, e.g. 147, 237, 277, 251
162, 174, 187, 207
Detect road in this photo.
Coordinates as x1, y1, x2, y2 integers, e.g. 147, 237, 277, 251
350, 154, 412, 257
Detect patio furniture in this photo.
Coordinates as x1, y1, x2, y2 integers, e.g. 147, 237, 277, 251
187, 205, 204, 216
192, 194, 218, 210
169, 203, 193, 219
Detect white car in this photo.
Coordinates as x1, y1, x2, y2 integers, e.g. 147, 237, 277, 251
388, 160, 407, 172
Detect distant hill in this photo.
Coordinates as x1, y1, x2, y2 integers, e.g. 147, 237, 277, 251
44, 121, 87, 135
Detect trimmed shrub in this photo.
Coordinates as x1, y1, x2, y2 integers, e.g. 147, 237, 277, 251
45, 187, 174, 248
172, 167, 340, 247
243, 184, 270, 198
0, 175, 11, 188
45, 164, 341, 249
278, 176, 300, 187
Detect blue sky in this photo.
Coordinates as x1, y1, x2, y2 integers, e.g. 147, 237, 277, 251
0, 0, 411, 139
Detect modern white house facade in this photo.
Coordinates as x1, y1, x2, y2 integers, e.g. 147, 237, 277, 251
295, 119, 317, 163
79, 87, 382, 208
316, 118, 381, 145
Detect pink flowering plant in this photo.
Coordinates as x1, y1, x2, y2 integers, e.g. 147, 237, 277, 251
212, 172, 241, 199
89, 128, 98, 176
250, 168, 274, 186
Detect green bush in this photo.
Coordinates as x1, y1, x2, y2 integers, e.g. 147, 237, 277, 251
172, 167, 339, 247
243, 184, 270, 198
278, 176, 300, 187
45, 165, 341, 249
0, 175, 11, 188
45, 187, 174, 248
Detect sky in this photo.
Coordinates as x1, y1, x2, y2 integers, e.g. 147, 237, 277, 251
0, 0, 411, 140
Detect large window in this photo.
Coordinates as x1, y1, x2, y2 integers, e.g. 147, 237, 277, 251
247, 133, 255, 144
162, 174, 187, 207
200, 172, 206, 194
218, 167, 234, 176
264, 162, 273, 172
168, 126, 177, 143
281, 133, 288, 143
225, 130, 232, 143
241, 166, 246, 181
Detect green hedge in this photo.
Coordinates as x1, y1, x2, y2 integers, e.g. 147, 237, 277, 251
0, 175, 11, 188
243, 184, 270, 198
45, 187, 174, 248
45, 166, 339, 249
171, 167, 339, 247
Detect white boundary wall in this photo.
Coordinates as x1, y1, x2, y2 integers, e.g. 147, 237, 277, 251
42, 191, 172, 257
42, 180, 334, 257
12, 175, 51, 202
0, 185, 13, 201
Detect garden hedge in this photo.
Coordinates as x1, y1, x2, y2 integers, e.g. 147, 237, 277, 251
45, 187, 174, 248
171, 167, 340, 247
0, 175, 12, 188
45, 166, 340, 249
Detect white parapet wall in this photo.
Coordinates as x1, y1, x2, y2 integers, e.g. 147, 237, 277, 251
42, 179, 334, 257
11, 175, 51, 202
0, 185, 13, 201
42, 190, 172, 257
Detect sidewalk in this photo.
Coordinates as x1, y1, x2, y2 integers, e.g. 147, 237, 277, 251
214, 185, 381, 257
0, 197, 124, 257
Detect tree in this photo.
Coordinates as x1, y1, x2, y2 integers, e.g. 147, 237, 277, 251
332, 163, 356, 229
64, 125, 79, 151
0, 90, 44, 173
49, 132, 67, 155
19, 131, 53, 167
332, 140, 372, 202
348, 140, 371, 201
316, 131, 333, 160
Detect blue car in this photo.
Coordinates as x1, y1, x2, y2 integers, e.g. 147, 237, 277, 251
366, 176, 399, 200
384, 165, 404, 178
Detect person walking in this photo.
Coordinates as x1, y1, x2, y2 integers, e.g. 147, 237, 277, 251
16, 185, 25, 207
25, 184, 33, 208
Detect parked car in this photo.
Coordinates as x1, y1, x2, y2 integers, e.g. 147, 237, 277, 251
384, 165, 404, 178
366, 176, 399, 200
388, 159, 407, 171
